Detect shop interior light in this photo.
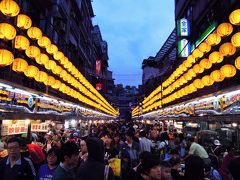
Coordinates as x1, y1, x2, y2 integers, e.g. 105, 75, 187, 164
71, 119, 76, 125
232, 123, 237, 127
64, 121, 69, 129
0, 82, 12, 89
25, 119, 31, 125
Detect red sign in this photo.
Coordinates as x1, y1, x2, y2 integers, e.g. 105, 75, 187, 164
96, 60, 101, 75
96, 83, 102, 90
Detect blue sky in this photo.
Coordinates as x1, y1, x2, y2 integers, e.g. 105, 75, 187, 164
92, 0, 175, 87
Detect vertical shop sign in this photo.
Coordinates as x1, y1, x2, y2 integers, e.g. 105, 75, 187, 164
177, 18, 190, 36
96, 59, 101, 75
178, 39, 190, 57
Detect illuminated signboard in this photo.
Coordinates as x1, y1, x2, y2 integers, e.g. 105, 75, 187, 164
178, 39, 190, 57
177, 18, 190, 36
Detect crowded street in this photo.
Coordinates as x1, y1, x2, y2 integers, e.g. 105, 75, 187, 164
0, 0, 240, 180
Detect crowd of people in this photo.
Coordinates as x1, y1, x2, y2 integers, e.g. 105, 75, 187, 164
0, 121, 239, 180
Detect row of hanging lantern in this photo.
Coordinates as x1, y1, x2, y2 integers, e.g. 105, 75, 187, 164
131, 106, 139, 117
162, 23, 233, 97
161, 63, 237, 105
0, 48, 115, 115
144, 43, 239, 113
142, 85, 162, 105
21, 0, 115, 115
137, 9, 240, 115
0, 0, 117, 116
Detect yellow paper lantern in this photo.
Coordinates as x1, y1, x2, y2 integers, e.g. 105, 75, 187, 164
188, 68, 196, 78
183, 73, 192, 81
183, 86, 190, 95
210, 70, 225, 82
36, 53, 49, 65
25, 46, 41, 59
52, 80, 61, 89
63, 73, 71, 82
180, 76, 187, 86
187, 55, 196, 64
201, 75, 214, 86
53, 51, 64, 61
193, 79, 204, 89
183, 60, 192, 68
180, 89, 186, 96
193, 64, 204, 74
37, 36, 51, 48
206, 33, 221, 46
229, 9, 240, 25
27, 27, 42, 40
12, 58, 28, 72
235, 56, 240, 70
44, 60, 56, 70
13, 35, 30, 50
0, 23, 16, 40
220, 64, 236, 78
0, 0, 20, 17
59, 83, 66, 92
231, 32, 240, 48
67, 76, 74, 85
44, 76, 55, 86
35, 71, 48, 82
60, 70, 67, 79
219, 42, 236, 56
65, 61, 73, 70
52, 65, 62, 75
189, 83, 197, 93
16, 14, 32, 29
60, 56, 69, 65
0, 49, 14, 67
24, 65, 39, 77
71, 67, 78, 76
217, 23, 233, 37
199, 58, 212, 69
192, 49, 203, 59
65, 86, 71, 94
46, 44, 58, 55
198, 42, 211, 53
209, 51, 223, 64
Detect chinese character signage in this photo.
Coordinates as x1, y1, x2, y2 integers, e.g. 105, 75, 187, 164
177, 18, 190, 36
1, 120, 28, 136
31, 123, 48, 132
178, 39, 190, 57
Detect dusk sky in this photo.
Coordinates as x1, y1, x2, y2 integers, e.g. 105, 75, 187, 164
92, 1, 175, 87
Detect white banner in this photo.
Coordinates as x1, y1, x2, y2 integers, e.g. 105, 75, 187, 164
31, 123, 48, 132
1, 120, 28, 136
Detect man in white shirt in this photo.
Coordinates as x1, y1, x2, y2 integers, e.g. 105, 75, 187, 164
139, 129, 153, 152
187, 136, 211, 169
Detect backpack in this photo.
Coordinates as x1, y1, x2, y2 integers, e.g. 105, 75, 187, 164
160, 141, 170, 160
